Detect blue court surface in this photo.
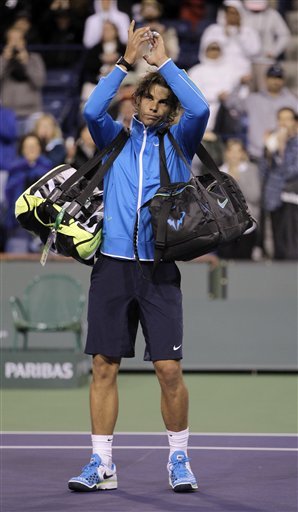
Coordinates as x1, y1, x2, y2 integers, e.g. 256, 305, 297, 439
1, 432, 297, 512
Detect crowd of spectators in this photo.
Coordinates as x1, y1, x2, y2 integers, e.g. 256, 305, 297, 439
0, 0, 297, 260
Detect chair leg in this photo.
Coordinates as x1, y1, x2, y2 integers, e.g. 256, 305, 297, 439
23, 332, 29, 350
75, 330, 82, 351
13, 330, 19, 349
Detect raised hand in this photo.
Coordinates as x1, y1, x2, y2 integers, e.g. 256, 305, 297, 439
123, 20, 152, 67
142, 32, 169, 68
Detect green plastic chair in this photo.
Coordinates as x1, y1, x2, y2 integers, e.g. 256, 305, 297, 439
9, 274, 86, 350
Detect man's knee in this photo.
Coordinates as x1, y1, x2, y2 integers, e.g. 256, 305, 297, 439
92, 354, 120, 384
154, 360, 184, 389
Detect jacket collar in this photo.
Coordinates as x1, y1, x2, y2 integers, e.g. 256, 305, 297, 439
131, 115, 167, 139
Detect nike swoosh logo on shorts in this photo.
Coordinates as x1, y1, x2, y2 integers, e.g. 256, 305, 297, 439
173, 344, 182, 351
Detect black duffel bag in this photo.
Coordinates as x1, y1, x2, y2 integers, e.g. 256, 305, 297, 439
140, 131, 256, 270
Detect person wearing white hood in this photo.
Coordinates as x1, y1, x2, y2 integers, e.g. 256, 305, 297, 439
188, 33, 246, 131
243, 0, 290, 62
83, 0, 130, 48
200, 0, 261, 78
243, 0, 291, 91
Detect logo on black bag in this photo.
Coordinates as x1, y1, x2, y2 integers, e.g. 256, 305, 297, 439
167, 212, 185, 230
217, 198, 229, 209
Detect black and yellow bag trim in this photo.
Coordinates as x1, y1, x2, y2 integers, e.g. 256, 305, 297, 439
15, 129, 129, 266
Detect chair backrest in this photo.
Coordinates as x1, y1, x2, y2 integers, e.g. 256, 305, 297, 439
23, 274, 85, 325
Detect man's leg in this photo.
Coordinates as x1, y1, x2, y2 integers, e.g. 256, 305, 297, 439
68, 354, 120, 492
153, 359, 188, 431
90, 354, 121, 434
154, 359, 198, 492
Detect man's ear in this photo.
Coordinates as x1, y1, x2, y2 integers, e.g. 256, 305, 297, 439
133, 95, 140, 108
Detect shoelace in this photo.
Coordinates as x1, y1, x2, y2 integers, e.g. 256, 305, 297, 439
81, 459, 98, 475
171, 457, 191, 479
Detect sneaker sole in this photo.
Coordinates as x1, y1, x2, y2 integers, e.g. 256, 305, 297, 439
169, 479, 198, 493
172, 483, 198, 492
68, 480, 117, 492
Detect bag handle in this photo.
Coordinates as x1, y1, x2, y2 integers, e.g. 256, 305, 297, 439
47, 129, 128, 203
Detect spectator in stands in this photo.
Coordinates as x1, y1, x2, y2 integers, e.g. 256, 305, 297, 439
175, 0, 211, 69
81, 21, 125, 89
188, 33, 246, 131
0, 104, 17, 176
106, 80, 137, 129
192, 130, 224, 177
179, 0, 207, 28
0, 104, 17, 252
261, 107, 298, 260
218, 138, 261, 260
134, 0, 179, 75
40, 0, 84, 68
224, 64, 298, 162
0, 0, 28, 44
80, 20, 127, 107
10, 10, 41, 44
115, 96, 135, 129
244, 0, 290, 62
83, 0, 130, 48
243, 0, 291, 91
200, 0, 261, 77
5, 133, 52, 253
33, 113, 66, 167
68, 124, 97, 169
0, 27, 46, 136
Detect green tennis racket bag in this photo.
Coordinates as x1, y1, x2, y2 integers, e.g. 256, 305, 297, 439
15, 129, 128, 266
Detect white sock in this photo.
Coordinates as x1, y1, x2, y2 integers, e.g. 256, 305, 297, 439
167, 427, 189, 459
91, 434, 113, 468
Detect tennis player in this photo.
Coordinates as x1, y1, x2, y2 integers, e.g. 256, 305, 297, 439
68, 20, 209, 493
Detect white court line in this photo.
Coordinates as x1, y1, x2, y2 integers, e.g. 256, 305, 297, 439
1, 431, 297, 437
1, 445, 297, 452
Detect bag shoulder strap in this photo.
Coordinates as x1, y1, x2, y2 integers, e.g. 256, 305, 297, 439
65, 129, 129, 216
157, 131, 171, 187
166, 130, 225, 183
47, 129, 129, 203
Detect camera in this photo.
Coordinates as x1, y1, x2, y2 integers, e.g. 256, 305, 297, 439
12, 47, 19, 57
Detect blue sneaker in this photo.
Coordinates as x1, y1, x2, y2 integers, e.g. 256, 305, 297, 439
68, 454, 117, 492
167, 450, 198, 492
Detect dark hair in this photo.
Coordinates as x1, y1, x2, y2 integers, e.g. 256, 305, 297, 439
133, 72, 180, 125
18, 132, 44, 155
277, 107, 298, 121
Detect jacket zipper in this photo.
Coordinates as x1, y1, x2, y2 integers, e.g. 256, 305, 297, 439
135, 129, 147, 257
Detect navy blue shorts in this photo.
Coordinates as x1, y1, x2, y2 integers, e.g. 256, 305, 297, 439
85, 254, 183, 361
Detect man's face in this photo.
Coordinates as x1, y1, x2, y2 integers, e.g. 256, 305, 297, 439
266, 76, 284, 94
137, 84, 172, 127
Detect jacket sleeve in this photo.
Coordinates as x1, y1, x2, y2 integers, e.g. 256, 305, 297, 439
83, 65, 126, 149
159, 59, 210, 159
25, 54, 46, 88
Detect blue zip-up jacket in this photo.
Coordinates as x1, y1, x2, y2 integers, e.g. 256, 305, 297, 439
84, 58, 210, 260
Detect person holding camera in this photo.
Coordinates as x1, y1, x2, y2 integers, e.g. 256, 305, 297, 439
0, 26, 46, 135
